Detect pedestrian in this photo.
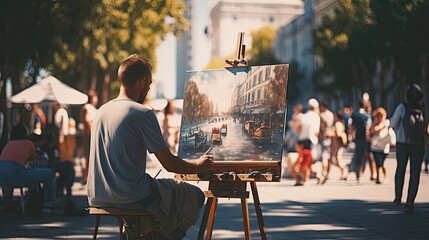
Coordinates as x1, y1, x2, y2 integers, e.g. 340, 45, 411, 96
283, 104, 303, 154
87, 54, 214, 239
319, 100, 334, 183
363, 100, 377, 181
163, 100, 181, 154
296, 99, 321, 181
33, 105, 46, 135
390, 83, 426, 214
290, 140, 313, 186
81, 90, 98, 184
343, 107, 352, 147
349, 101, 371, 182
326, 110, 348, 181
370, 107, 396, 184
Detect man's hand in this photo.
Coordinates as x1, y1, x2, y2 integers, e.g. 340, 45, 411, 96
197, 155, 214, 172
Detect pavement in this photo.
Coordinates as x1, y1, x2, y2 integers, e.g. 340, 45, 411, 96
1, 149, 428, 239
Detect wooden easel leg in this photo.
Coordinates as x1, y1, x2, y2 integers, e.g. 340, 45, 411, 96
118, 217, 125, 240
93, 215, 101, 240
206, 197, 218, 240
198, 197, 214, 240
250, 182, 267, 240
241, 198, 251, 240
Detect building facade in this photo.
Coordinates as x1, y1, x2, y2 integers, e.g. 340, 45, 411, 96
231, 66, 272, 117
176, 0, 193, 98
210, 0, 304, 59
272, 0, 337, 108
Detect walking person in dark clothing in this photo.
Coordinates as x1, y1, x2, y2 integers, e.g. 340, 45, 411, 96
349, 101, 371, 182
391, 84, 426, 214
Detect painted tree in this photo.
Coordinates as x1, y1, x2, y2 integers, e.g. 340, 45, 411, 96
265, 65, 289, 115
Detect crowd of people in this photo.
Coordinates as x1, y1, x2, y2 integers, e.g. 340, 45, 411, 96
284, 84, 428, 214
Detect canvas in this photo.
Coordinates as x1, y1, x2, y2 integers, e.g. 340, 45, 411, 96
178, 64, 289, 162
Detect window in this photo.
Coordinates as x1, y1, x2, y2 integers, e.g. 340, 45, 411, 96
265, 67, 271, 79
269, 16, 274, 22
257, 89, 261, 100
258, 71, 262, 83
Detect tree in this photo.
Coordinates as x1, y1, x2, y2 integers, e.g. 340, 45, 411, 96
249, 26, 279, 66
313, 0, 429, 109
49, 0, 189, 103
313, 0, 374, 104
0, 0, 189, 149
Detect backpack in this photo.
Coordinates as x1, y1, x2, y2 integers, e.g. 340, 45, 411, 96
402, 104, 425, 144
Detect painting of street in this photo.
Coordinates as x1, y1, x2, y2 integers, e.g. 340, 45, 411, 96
178, 64, 289, 162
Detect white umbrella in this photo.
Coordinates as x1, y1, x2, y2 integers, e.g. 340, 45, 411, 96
9, 75, 88, 105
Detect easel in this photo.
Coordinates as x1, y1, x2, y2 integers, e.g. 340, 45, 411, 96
175, 161, 279, 240
176, 33, 279, 240
197, 176, 266, 240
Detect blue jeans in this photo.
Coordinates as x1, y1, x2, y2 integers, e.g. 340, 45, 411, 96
394, 143, 425, 204
0, 161, 56, 204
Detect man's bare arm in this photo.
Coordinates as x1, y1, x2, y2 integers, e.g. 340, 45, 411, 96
154, 148, 213, 174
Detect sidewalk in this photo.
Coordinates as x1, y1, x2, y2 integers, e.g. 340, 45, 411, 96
1, 150, 428, 239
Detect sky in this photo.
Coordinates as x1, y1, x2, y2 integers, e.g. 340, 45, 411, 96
152, 0, 215, 99
188, 68, 247, 112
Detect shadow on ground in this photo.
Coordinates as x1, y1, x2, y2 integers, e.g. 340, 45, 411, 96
0, 195, 120, 239
1, 196, 428, 239
195, 199, 429, 240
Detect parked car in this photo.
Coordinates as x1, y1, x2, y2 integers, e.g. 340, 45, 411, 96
220, 124, 227, 136
251, 125, 272, 144
211, 127, 222, 145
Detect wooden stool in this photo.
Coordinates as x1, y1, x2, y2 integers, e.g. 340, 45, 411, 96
88, 207, 155, 240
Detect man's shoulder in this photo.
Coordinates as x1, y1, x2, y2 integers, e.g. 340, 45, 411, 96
99, 99, 152, 114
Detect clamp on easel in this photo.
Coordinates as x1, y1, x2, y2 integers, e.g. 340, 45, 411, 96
224, 32, 249, 69
196, 32, 267, 240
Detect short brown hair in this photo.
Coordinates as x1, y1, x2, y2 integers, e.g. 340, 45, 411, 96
118, 54, 152, 88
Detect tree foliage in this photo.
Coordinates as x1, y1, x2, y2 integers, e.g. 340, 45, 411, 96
0, 0, 189, 149
249, 26, 279, 66
313, 0, 429, 107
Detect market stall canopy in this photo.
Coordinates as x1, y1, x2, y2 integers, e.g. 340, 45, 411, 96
9, 76, 88, 105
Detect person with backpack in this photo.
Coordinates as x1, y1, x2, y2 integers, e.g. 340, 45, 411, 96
390, 84, 426, 214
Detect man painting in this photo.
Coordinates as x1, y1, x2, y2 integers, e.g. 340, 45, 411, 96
87, 54, 213, 239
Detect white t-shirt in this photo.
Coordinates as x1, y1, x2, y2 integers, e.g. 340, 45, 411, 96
87, 99, 168, 206
299, 110, 320, 145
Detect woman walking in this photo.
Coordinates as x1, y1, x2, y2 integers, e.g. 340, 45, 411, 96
325, 110, 348, 182
370, 107, 396, 184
